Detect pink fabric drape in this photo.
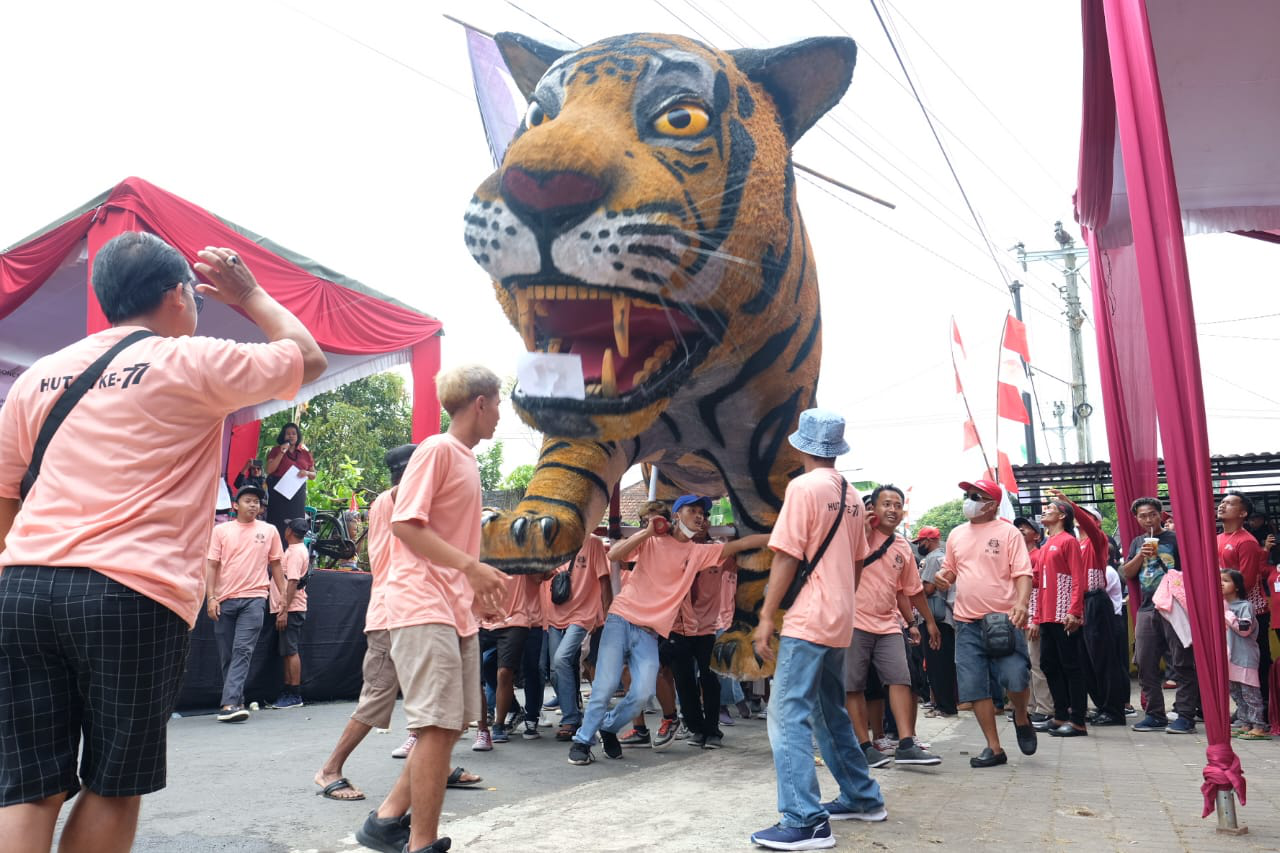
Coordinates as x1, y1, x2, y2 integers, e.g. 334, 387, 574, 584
1089, 0, 1243, 815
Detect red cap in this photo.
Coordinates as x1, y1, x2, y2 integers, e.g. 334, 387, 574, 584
959, 479, 1003, 501
912, 526, 941, 541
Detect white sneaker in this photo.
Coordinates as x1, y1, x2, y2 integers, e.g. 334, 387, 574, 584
391, 733, 416, 758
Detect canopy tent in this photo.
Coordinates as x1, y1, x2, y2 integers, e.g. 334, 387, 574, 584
1075, 0, 1280, 822
0, 177, 443, 477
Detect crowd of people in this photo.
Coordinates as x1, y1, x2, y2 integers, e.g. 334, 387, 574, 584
1, 233, 1277, 853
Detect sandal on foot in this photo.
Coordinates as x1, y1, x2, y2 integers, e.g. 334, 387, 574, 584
446, 766, 482, 787
316, 777, 365, 801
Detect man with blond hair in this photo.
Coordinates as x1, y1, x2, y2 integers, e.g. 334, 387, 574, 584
355, 365, 508, 853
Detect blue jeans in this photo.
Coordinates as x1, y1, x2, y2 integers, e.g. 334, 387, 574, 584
768, 636, 883, 828
572, 614, 658, 745
955, 620, 1031, 703
548, 624, 589, 726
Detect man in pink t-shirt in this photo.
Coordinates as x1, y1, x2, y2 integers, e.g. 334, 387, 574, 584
845, 485, 942, 769
545, 534, 612, 741
567, 495, 767, 766
0, 234, 324, 851
933, 479, 1037, 769
750, 409, 883, 850
356, 366, 507, 853
206, 485, 285, 722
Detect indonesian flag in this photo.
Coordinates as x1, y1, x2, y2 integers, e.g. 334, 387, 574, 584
952, 318, 989, 470
994, 313, 1032, 497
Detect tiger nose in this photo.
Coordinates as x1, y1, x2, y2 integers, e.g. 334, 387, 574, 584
501, 167, 606, 232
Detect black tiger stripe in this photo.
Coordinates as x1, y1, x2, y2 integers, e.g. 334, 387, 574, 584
747, 388, 804, 512
659, 412, 682, 442
540, 440, 572, 458
627, 244, 681, 264
651, 151, 686, 184
535, 462, 611, 501
617, 223, 692, 244
691, 449, 770, 531
517, 494, 587, 525
698, 317, 801, 445
789, 312, 820, 373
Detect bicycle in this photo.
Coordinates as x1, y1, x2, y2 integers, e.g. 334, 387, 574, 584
305, 492, 374, 570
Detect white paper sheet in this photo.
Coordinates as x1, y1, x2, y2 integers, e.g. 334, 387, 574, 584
273, 465, 307, 500
515, 352, 585, 400
215, 478, 232, 511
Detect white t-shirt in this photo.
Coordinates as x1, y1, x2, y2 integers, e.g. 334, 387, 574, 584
1105, 566, 1123, 615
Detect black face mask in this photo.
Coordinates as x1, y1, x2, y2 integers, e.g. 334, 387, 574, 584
916, 543, 929, 557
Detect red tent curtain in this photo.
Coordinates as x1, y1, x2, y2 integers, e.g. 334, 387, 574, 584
1081, 0, 1243, 815
0, 209, 97, 323
226, 421, 263, 491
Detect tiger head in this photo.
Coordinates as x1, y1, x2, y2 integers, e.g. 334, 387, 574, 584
464, 33, 855, 441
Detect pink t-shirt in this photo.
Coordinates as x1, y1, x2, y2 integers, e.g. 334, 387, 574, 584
854, 531, 923, 634
481, 573, 544, 630
609, 535, 725, 637
385, 434, 482, 636
770, 469, 868, 648
269, 542, 309, 613
0, 328, 303, 626
674, 559, 731, 636
208, 518, 283, 602
363, 488, 396, 632
942, 520, 1033, 622
546, 535, 611, 630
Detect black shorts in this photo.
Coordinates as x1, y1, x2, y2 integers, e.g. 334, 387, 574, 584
0, 566, 190, 805
277, 611, 306, 656
480, 626, 530, 670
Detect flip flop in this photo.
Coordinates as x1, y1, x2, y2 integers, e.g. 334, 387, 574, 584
316, 777, 365, 801
447, 766, 482, 788
1239, 732, 1271, 740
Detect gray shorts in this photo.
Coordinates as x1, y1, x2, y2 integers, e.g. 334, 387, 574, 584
277, 612, 306, 656
844, 628, 910, 691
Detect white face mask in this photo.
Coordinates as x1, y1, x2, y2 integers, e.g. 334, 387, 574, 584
962, 498, 988, 519
676, 519, 699, 538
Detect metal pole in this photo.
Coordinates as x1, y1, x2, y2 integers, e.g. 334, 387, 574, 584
647, 465, 660, 501
1053, 401, 1068, 462
1215, 789, 1248, 835
1058, 223, 1093, 463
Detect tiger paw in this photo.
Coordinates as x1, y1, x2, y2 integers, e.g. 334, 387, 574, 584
480, 507, 583, 574
711, 623, 775, 680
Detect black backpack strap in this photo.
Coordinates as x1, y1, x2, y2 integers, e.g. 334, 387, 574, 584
20, 329, 156, 500
861, 532, 898, 568
780, 476, 848, 609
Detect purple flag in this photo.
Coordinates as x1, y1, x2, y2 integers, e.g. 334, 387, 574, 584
464, 28, 523, 168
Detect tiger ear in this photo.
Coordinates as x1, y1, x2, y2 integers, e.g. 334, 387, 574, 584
495, 32, 569, 101
729, 37, 857, 144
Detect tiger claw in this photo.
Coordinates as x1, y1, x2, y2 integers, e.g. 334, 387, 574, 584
511, 516, 530, 547
539, 516, 558, 546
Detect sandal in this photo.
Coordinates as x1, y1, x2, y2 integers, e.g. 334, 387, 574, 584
446, 766, 483, 788
316, 777, 365, 801
1238, 731, 1271, 740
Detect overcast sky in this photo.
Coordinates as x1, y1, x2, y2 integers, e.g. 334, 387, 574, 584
4, 0, 1274, 516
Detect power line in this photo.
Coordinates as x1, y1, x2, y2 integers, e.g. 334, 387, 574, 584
1199, 311, 1280, 326
501, 0, 579, 45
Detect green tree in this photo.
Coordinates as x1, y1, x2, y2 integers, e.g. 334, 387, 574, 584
260, 372, 412, 505
913, 498, 967, 541
477, 442, 503, 490
502, 463, 536, 496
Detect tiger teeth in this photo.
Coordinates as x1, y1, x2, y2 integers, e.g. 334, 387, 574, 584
516, 289, 535, 351
585, 382, 602, 394
612, 295, 631, 358
601, 348, 617, 397
654, 340, 677, 359
546, 338, 562, 353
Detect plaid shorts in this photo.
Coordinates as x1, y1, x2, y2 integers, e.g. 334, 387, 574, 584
0, 566, 190, 805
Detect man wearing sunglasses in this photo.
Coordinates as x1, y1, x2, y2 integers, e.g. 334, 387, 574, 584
0, 231, 326, 852
932, 479, 1037, 768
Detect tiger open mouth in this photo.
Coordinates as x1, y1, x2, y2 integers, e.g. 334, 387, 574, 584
510, 283, 715, 410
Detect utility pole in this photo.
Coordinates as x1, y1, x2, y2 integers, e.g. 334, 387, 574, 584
1008, 280, 1038, 466
1014, 223, 1094, 462
1052, 401, 1069, 462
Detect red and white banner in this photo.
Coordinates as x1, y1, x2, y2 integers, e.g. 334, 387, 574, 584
995, 313, 1032, 498
951, 318, 989, 474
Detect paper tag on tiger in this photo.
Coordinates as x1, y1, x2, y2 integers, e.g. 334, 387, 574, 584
516, 352, 585, 400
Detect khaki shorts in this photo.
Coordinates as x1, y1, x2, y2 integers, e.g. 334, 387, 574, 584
351, 629, 399, 729
389, 623, 480, 732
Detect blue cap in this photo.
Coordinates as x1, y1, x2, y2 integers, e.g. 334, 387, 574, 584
787, 408, 850, 458
672, 494, 713, 513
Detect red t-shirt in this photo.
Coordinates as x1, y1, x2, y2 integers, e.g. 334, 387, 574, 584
267, 445, 315, 480
1219, 529, 1268, 614
1031, 530, 1086, 624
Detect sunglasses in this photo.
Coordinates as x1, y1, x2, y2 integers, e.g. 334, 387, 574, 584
965, 491, 992, 502
166, 281, 205, 314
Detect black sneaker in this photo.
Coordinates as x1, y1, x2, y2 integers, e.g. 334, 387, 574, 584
355, 810, 410, 853
894, 742, 941, 765
618, 727, 651, 746
968, 747, 1008, 768
406, 839, 451, 853
522, 720, 541, 740
567, 742, 594, 765
686, 732, 707, 748
703, 733, 723, 749
600, 730, 623, 759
